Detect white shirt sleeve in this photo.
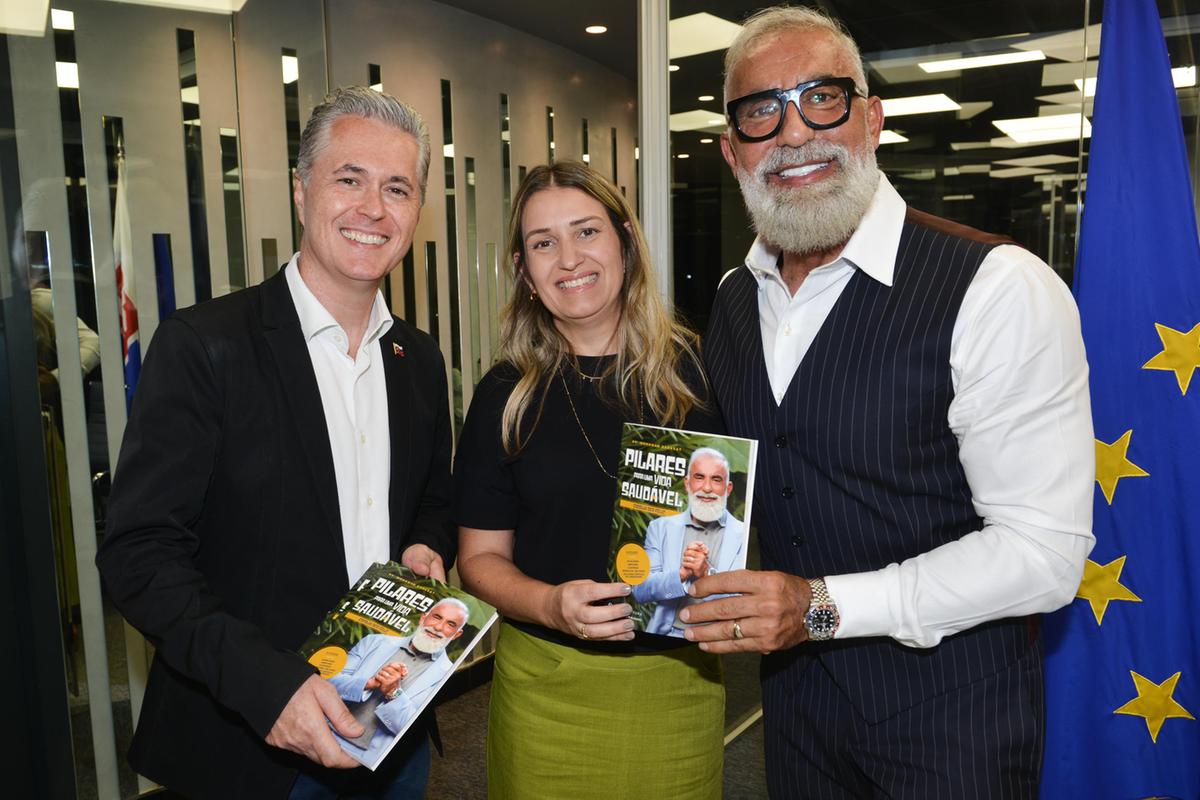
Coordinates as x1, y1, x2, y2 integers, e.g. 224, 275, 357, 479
824, 244, 1096, 648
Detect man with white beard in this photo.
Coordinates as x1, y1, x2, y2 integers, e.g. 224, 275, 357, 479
329, 598, 467, 766
682, 6, 1094, 799
632, 447, 746, 635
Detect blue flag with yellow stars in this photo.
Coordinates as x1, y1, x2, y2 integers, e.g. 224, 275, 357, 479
1040, 0, 1200, 796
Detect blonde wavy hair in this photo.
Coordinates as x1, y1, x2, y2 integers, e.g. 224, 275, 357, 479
498, 161, 706, 453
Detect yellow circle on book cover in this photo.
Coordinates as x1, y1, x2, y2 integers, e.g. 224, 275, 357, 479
615, 543, 650, 584
308, 645, 349, 679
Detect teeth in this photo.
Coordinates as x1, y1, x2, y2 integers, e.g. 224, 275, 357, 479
779, 162, 829, 178
558, 273, 598, 289
341, 229, 388, 245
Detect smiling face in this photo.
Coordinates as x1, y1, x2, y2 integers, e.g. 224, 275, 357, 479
411, 601, 466, 655
721, 27, 883, 255
293, 114, 422, 302
516, 185, 626, 352
686, 454, 733, 524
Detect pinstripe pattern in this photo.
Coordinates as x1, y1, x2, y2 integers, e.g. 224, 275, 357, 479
707, 212, 1042, 797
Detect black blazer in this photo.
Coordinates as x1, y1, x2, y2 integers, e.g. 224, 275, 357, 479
96, 267, 455, 799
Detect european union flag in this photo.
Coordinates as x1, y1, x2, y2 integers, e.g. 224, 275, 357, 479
1040, 1, 1200, 797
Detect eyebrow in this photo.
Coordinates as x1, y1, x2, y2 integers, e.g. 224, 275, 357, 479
524, 215, 604, 239
333, 163, 414, 189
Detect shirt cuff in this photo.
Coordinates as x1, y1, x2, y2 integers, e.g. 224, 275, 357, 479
824, 568, 901, 640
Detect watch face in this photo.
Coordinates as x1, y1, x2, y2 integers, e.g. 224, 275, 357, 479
806, 607, 838, 638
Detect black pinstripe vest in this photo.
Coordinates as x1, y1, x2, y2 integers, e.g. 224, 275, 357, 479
705, 209, 1035, 723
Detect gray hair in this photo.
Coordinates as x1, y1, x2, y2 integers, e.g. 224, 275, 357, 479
723, 6, 868, 103
296, 85, 431, 203
687, 447, 731, 479
427, 597, 470, 623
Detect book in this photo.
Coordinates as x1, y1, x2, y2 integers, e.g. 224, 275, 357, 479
298, 562, 498, 770
606, 422, 758, 637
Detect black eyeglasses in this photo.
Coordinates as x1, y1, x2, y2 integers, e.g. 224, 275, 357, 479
726, 77, 866, 142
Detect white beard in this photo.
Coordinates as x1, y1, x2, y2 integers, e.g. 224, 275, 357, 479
410, 626, 451, 655
736, 139, 879, 255
688, 489, 728, 524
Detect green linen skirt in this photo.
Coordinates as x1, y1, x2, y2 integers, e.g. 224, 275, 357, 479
487, 622, 725, 799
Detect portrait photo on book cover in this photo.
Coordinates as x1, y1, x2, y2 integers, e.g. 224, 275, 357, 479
608, 424, 758, 638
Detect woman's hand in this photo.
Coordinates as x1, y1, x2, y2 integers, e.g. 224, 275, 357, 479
545, 580, 635, 641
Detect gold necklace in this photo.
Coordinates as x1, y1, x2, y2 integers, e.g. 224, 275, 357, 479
569, 356, 605, 382
558, 367, 617, 480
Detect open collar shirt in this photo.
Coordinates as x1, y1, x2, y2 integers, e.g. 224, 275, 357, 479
286, 254, 393, 584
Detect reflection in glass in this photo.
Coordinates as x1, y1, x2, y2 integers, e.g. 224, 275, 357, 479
425, 241, 439, 340
177, 29, 212, 303
262, 238, 278, 278
282, 48, 301, 252
153, 234, 177, 318
486, 242, 499, 358
582, 118, 590, 164
402, 247, 416, 323
611, 127, 618, 183
546, 106, 555, 163
441, 79, 463, 437
500, 94, 511, 229
465, 157, 481, 385
368, 63, 382, 92
219, 128, 247, 291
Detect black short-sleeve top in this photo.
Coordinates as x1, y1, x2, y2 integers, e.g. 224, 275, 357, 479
453, 354, 722, 651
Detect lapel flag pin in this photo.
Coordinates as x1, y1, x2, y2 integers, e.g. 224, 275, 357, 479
393, 343, 405, 357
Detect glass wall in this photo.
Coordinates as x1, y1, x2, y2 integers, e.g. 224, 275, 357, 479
667, 1, 1200, 332
1, 1, 637, 796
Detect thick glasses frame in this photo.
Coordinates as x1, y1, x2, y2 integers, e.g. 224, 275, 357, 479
726, 77, 867, 142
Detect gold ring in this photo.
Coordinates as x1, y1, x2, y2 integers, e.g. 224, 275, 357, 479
578, 623, 589, 640
732, 620, 745, 640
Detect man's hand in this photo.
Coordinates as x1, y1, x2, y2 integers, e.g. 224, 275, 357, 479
680, 541, 711, 581
365, 662, 408, 698
401, 543, 446, 582
265, 674, 363, 768
679, 569, 812, 654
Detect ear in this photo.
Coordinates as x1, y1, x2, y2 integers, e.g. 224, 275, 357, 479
452, 626, 464, 640
720, 133, 740, 175
865, 95, 885, 149
724, 480, 735, 497
292, 174, 306, 221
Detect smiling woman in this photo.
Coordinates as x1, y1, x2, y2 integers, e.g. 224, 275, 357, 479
452, 162, 728, 798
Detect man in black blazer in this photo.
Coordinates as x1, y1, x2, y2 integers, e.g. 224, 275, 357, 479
97, 87, 454, 799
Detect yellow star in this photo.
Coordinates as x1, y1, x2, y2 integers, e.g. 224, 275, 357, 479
1114, 671, 1195, 743
1076, 556, 1141, 625
1095, 430, 1149, 505
1142, 322, 1200, 395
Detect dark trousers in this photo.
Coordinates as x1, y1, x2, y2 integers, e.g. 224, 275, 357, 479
762, 645, 1044, 799
288, 732, 431, 800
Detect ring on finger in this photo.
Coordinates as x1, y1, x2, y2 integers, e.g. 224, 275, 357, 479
577, 623, 589, 640
732, 619, 745, 640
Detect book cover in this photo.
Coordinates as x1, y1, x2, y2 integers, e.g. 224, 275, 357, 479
298, 562, 498, 770
607, 422, 758, 637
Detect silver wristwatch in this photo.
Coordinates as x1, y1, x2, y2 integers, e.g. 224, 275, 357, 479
803, 577, 840, 641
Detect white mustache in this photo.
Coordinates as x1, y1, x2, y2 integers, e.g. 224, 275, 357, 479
757, 142, 848, 176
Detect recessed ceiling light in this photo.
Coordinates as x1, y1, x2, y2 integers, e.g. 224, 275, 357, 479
1074, 65, 1195, 97
677, 153, 690, 159
699, 137, 714, 143
698, 94, 715, 102
919, 50, 1045, 73
943, 194, 975, 201
669, 12, 743, 59
281, 54, 299, 84
585, 25, 607, 35
669, 64, 680, 72
55, 61, 79, 89
880, 94, 961, 117
878, 130, 909, 144
992, 113, 1091, 144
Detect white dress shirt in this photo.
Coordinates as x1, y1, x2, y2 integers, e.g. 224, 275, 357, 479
285, 255, 393, 584
743, 174, 1095, 648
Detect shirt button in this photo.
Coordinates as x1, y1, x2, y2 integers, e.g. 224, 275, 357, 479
781, 486, 795, 499
774, 434, 787, 448
360, 433, 367, 444
366, 496, 374, 507
782, 325, 792, 336
791, 535, 803, 547
334, 334, 343, 343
